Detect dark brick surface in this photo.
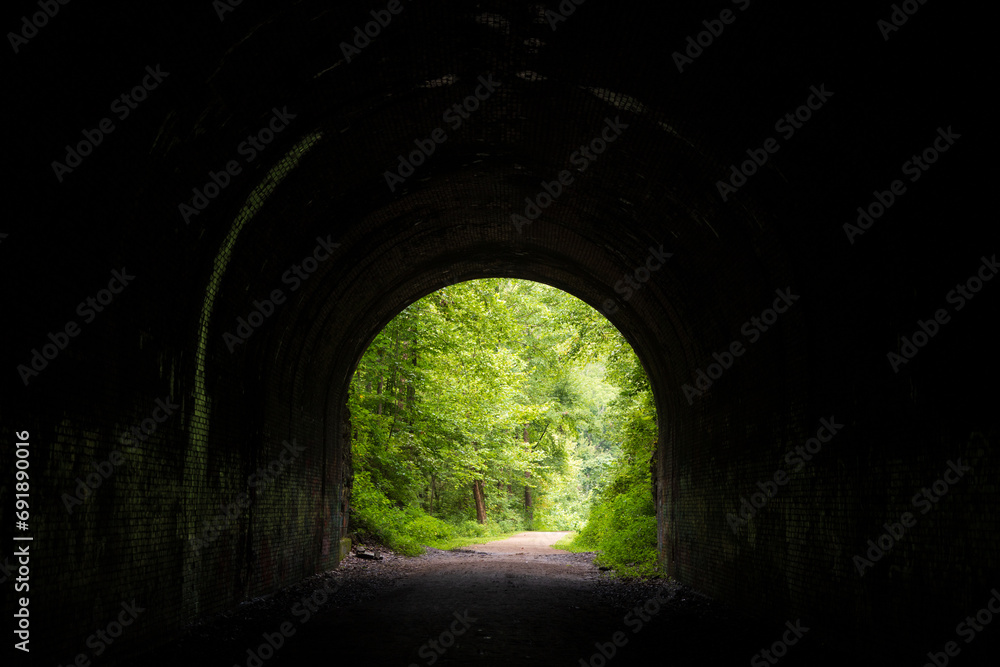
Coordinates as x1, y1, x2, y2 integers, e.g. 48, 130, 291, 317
1, 0, 994, 662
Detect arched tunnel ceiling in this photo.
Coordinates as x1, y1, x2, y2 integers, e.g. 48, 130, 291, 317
2, 2, 995, 661
5, 0, 986, 414
205, 87, 797, 429
5, 0, 989, 432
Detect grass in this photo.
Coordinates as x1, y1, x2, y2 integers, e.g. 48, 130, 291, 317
427, 530, 525, 552
553, 531, 591, 552
555, 528, 666, 579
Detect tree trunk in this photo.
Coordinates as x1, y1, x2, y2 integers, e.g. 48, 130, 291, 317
524, 471, 533, 521
429, 472, 436, 515
473, 479, 487, 524
523, 425, 533, 521
389, 331, 401, 411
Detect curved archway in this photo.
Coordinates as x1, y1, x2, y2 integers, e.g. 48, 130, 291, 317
4, 0, 989, 662
191, 101, 807, 616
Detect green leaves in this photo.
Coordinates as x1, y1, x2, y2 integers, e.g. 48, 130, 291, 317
347, 278, 657, 561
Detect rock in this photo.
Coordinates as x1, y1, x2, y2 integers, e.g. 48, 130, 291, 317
338, 537, 352, 565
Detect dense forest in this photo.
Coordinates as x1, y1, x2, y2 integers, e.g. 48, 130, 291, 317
347, 278, 660, 576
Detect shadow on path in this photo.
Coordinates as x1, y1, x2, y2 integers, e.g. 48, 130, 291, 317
136, 532, 892, 666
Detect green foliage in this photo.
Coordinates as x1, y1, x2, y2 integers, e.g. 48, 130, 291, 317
559, 336, 662, 578
346, 278, 660, 575
350, 469, 425, 556
404, 514, 456, 543
350, 470, 522, 554
572, 482, 660, 577
552, 531, 588, 552
456, 519, 488, 538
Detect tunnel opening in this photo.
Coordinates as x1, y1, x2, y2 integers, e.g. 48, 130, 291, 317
4, 1, 993, 663
342, 277, 661, 575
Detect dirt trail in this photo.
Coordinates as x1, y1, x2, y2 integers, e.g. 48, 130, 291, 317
140, 532, 870, 666
457, 530, 574, 554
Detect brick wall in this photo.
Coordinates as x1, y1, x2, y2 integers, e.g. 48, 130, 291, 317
3, 0, 991, 663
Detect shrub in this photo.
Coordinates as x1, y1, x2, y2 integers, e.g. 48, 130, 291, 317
456, 519, 488, 537
405, 514, 456, 542
570, 473, 661, 577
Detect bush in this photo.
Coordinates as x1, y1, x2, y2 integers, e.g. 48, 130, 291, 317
405, 514, 456, 542
570, 475, 661, 577
456, 519, 488, 537
349, 470, 425, 555
350, 470, 527, 554
496, 517, 525, 533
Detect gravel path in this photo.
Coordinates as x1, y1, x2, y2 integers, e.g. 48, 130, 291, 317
135, 532, 881, 666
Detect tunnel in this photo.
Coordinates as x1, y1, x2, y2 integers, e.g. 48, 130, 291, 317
3, 0, 996, 664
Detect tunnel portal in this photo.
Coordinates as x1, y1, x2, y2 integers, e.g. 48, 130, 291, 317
2, 0, 995, 663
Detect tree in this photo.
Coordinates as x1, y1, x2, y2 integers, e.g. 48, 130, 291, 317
346, 278, 657, 555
